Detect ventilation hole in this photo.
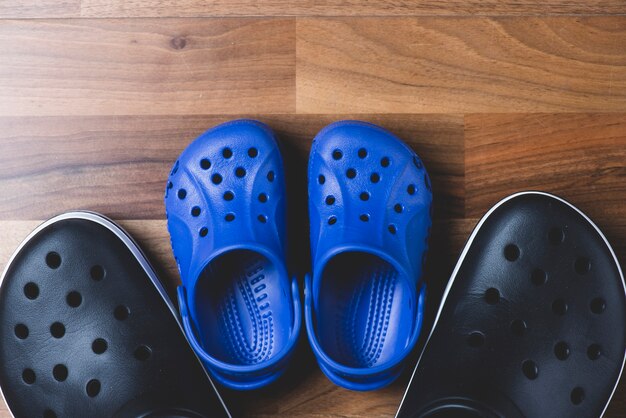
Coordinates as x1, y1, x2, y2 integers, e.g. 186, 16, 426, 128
92, 338, 107, 354
381, 157, 390, 167
359, 214, 370, 222
413, 155, 423, 169
114, 305, 130, 321
554, 341, 570, 360
510, 319, 527, 337
531, 268, 547, 286
134, 345, 152, 361
267, 171, 275, 182
548, 227, 565, 245
360, 192, 370, 201
467, 331, 485, 347
358, 148, 367, 159
211, 173, 223, 185
90, 265, 105, 281
575, 257, 591, 274
346, 168, 356, 179
325, 195, 335, 205
43, 409, 57, 418
254, 214, 267, 224
199, 227, 208, 237
15, 324, 28, 339
587, 344, 602, 360
504, 244, 520, 261
590, 297, 606, 314
22, 368, 36, 384
223, 191, 234, 201
258, 193, 268, 203
332, 149, 343, 160
222, 148, 232, 159
318, 175, 326, 185
24, 282, 39, 300
552, 299, 568, 315
424, 174, 431, 191
50, 322, 65, 339
248, 147, 258, 158
407, 184, 416, 195
484, 288, 500, 305
571, 387, 585, 405
177, 189, 186, 200
328, 216, 337, 225
370, 173, 380, 183
522, 360, 538, 380
46, 252, 61, 269
86, 379, 101, 397
171, 161, 179, 175
225, 213, 235, 222
189, 206, 201, 217
52, 364, 68, 382
66, 291, 82, 308
235, 167, 246, 178
200, 158, 211, 170
167, 181, 173, 190
394, 203, 403, 213
388, 224, 397, 235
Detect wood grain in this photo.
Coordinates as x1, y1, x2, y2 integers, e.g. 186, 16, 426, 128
0, 19, 295, 116
297, 17, 626, 114
0, 0, 79, 18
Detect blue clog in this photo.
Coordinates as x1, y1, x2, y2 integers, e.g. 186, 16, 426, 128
305, 120, 432, 391
165, 119, 300, 390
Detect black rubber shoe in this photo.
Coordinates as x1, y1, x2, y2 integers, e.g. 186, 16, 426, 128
397, 192, 625, 418
0, 212, 230, 418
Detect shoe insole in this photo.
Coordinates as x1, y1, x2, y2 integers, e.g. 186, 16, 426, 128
317, 251, 414, 368
397, 192, 625, 418
0, 213, 229, 418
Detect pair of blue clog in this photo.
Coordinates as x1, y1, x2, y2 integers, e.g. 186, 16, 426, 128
164, 120, 432, 391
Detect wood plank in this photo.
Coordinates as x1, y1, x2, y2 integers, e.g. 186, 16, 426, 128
296, 17, 626, 114
0, 0, 79, 18
0, 114, 463, 223
0, 19, 295, 116
465, 113, 626, 222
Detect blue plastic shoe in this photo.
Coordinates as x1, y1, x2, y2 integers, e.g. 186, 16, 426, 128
305, 121, 432, 391
164, 119, 301, 390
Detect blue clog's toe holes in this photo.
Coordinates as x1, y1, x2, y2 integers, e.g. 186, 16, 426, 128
318, 175, 326, 185
388, 224, 397, 235
371, 173, 380, 183
22, 368, 35, 384
510, 319, 527, 336
134, 345, 152, 361
358, 148, 367, 159
359, 214, 369, 222
222, 148, 233, 159
191, 206, 201, 217
413, 155, 423, 169
170, 160, 179, 175
14, 323, 28, 339
590, 297, 606, 314
531, 268, 547, 286
166, 181, 173, 197
267, 171, 275, 182
381, 157, 390, 168
554, 341, 570, 360
225, 213, 235, 222
522, 360, 538, 380
424, 173, 431, 191
360, 192, 370, 201
52, 364, 68, 382
200, 158, 211, 170
46, 252, 61, 269
199, 227, 208, 237
223, 191, 234, 201
466, 331, 485, 348
86, 379, 101, 397
177, 189, 187, 200
66, 291, 82, 308
50, 322, 65, 339
248, 147, 258, 158
552, 299, 568, 315
575, 256, 591, 274
346, 168, 357, 179
258, 193, 268, 203
571, 387, 585, 405
394, 204, 403, 214
504, 244, 520, 261
332, 149, 343, 160
258, 214, 268, 223
92, 338, 108, 354
235, 167, 246, 178
24, 282, 39, 300
212, 174, 223, 185
587, 344, 602, 360
328, 216, 337, 225
325, 195, 335, 205
407, 184, 416, 195
114, 305, 130, 320
484, 288, 500, 305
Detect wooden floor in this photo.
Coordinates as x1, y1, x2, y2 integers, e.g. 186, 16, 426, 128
0, 1, 625, 417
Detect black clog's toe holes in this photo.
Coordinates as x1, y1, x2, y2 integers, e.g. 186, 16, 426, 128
50, 322, 65, 338
325, 195, 335, 205
222, 148, 232, 159
177, 189, 186, 200
24, 282, 39, 300
548, 227, 565, 245
346, 168, 356, 179
318, 175, 326, 185
267, 171, 275, 182
134, 345, 152, 361
531, 268, 547, 286
332, 149, 343, 160
92, 338, 108, 354
235, 167, 246, 178
22, 368, 36, 384
407, 184, 416, 195
467, 331, 485, 348
371, 173, 380, 183
66, 291, 82, 308
15, 324, 28, 339
552, 299, 568, 315
248, 147, 258, 158
358, 148, 367, 159
484, 288, 500, 305
590, 297, 606, 314
394, 203, 403, 213
191, 206, 201, 217
587, 344, 602, 360
225, 213, 235, 222
86, 379, 101, 397
223, 191, 234, 201
522, 360, 538, 380
571, 387, 585, 405
199, 227, 208, 237
258, 193, 268, 203
258, 215, 267, 224
200, 158, 211, 170
43, 409, 57, 418
360, 192, 370, 201
90, 265, 105, 281
52, 364, 68, 382
504, 244, 520, 261
510, 319, 527, 337
381, 157, 390, 167
212, 173, 223, 185
328, 216, 337, 225
360, 214, 370, 222
114, 305, 130, 321
554, 341, 570, 360
575, 257, 591, 275
46, 252, 61, 269
388, 224, 397, 235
